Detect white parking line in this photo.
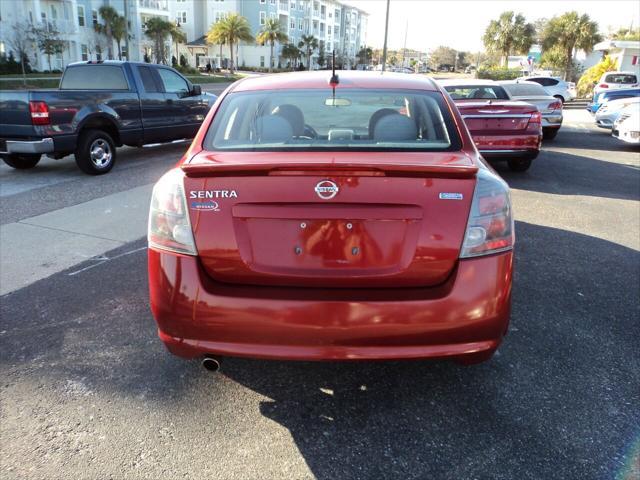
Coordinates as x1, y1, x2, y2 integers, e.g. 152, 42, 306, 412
67, 246, 147, 276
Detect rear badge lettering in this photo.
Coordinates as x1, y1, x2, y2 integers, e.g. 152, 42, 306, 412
191, 200, 220, 211
315, 180, 339, 200
439, 193, 463, 200
189, 190, 238, 199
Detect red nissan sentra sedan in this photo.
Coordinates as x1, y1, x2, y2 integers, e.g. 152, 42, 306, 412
148, 71, 514, 367
439, 79, 542, 172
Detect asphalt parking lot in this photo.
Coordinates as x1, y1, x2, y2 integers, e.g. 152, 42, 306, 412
1, 107, 639, 479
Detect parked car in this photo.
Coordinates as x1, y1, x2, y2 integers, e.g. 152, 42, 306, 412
439, 79, 542, 171
612, 104, 640, 144
499, 80, 563, 140
588, 88, 640, 114
0, 61, 216, 174
517, 76, 576, 103
594, 96, 640, 129
593, 71, 639, 96
148, 71, 514, 367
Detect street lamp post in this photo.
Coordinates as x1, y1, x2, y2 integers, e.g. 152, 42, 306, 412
381, 0, 390, 72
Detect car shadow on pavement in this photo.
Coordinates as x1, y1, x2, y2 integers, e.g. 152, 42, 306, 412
0, 224, 638, 479
493, 149, 640, 201
548, 128, 640, 153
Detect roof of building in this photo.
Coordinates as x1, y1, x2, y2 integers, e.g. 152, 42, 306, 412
186, 36, 208, 47
229, 70, 439, 92
594, 40, 640, 51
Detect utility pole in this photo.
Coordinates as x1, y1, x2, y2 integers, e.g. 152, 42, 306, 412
401, 19, 407, 68
381, 0, 390, 72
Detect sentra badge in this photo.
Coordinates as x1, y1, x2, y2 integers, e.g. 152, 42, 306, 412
190, 190, 238, 199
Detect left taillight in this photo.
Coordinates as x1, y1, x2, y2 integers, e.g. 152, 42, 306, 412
148, 168, 197, 256
29, 101, 50, 125
460, 169, 514, 258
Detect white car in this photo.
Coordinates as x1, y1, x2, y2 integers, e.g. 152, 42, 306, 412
499, 81, 563, 139
517, 76, 576, 103
612, 104, 640, 144
594, 71, 639, 96
594, 96, 640, 129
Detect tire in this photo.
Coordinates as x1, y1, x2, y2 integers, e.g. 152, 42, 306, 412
1, 154, 41, 170
507, 157, 533, 172
74, 129, 116, 175
543, 127, 560, 140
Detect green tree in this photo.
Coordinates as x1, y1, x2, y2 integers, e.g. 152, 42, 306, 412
206, 14, 253, 74
577, 55, 618, 97
357, 46, 373, 66
281, 43, 301, 69
541, 12, 602, 80
94, 6, 125, 60
298, 34, 318, 70
170, 23, 187, 66
8, 21, 35, 84
317, 40, 326, 68
256, 18, 288, 73
483, 11, 535, 67
429, 45, 457, 70
33, 21, 65, 71
145, 17, 174, 64
611, 27, 640, 41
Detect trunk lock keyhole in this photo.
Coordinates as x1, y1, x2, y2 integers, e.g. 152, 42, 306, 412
351, 247, 359, 255
294, 246, 302, 255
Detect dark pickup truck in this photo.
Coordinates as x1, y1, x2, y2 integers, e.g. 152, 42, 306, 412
0, 61, 217, 174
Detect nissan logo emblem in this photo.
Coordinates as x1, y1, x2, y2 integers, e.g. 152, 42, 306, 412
315, 180, 339, 200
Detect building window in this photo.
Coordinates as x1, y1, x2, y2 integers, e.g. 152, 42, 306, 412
290, 19, 295, 29
270, 0, 275, 4
176, 11, 186, 24
260, 0, 266, 3
92, 9, 98, 26
290, 1, 295, 9
96, 45, 102, 61
260, 11, 266, 25
298, 19, 303, 31
298, 2, 303, 10
77, 5, 85, 26
260, 56, 265, 67
327, 25, 331, 35
81, 44, 88, 61
50, 5, 58, 20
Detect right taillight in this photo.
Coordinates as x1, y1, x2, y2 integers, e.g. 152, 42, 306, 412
598, 83, 609, 89
29, 101, 50, 125
547, 100, 563, 111
460, 169, 514, 258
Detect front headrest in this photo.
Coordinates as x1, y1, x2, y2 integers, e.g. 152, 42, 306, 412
255, 115, 293, 143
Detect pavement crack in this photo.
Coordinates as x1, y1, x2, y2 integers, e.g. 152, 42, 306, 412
16, 221, 127, 243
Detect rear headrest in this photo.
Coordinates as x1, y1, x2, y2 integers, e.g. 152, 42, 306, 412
368, 108, 399, 137
373, 114, 417, 142
255, 115, 293, 143
272, 104, 305, 136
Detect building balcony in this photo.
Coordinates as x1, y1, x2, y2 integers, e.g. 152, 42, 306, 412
138, 0, 168, 11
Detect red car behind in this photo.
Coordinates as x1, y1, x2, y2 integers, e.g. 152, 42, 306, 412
440, 80, 542, 172
148, 71, 514, 366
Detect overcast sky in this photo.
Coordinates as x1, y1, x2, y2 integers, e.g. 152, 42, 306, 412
342, 0, 640, 51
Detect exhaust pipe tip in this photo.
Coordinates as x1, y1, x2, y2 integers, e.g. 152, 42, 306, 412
201, 357, 220, 372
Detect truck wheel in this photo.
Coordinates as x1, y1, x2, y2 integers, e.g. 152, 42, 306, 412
75, 129, 116, 175
507, 157, 533, 172
543, 127, 559, 140
2, 154, 41, 170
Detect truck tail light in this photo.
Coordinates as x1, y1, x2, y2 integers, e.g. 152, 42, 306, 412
598, 83, 609, 89
148, 168, 197, 256
547, 100, 563, 111
460, 169, 514, 258
29, 101, 50, 125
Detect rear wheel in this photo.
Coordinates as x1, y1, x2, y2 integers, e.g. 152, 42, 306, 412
543, 127, 560, 140
74, 129, 116, 175
507, 157, 533, 172
1, 154, 41, 170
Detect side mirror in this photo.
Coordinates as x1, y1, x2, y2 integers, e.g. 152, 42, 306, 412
191, 84, 202, 96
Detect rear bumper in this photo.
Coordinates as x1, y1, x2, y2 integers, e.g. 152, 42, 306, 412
613, 128, 640, 143
148, 248, 513, 361
473, 133, 541, 158
541, 114, 562, 128
0, 137, 54, 155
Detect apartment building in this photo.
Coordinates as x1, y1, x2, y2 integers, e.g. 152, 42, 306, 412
0, 0, 367, 71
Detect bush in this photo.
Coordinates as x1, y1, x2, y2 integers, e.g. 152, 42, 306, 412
577, 55, 618, 98
176, 65, 198, 75
476, 67, 522, 80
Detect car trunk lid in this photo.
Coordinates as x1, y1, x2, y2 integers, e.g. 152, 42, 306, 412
182, 151, 477, 288
455, 100, 539, 133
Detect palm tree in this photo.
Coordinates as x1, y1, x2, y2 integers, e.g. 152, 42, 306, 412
206, 14, 253, 74
282, 43, 301, 70
170, 23, 187, 66
256, 18, 288, 72
541, 12, 602, 80
94, 6, 126, 60
206, 20, 226, 69
145, 17, 174, 64
298, 34, 318, 70
483, 11, 535, 68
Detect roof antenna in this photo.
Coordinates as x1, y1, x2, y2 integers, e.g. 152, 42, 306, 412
329, 50, 339, 86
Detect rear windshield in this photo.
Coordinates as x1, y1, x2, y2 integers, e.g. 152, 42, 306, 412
604, 74, 637, 84
444, 85, 509, 100
203, 89, 461, 152
501, 82, 546, 97
60, 65, 129, 90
